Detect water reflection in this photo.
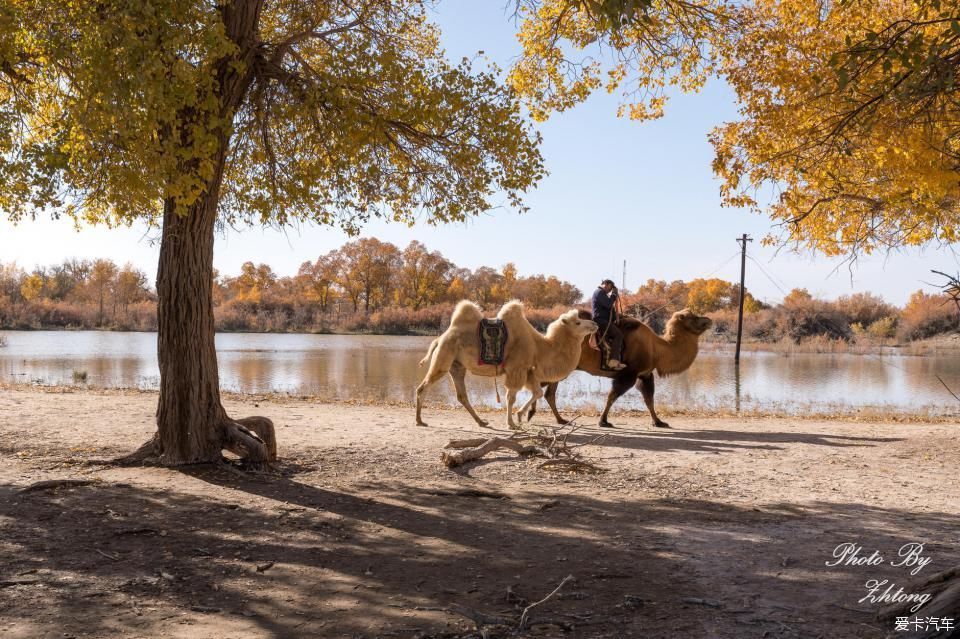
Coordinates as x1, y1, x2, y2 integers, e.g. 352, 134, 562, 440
1, 330, 958, 415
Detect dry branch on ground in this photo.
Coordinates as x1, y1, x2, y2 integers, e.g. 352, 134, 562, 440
441, 424, 605, 473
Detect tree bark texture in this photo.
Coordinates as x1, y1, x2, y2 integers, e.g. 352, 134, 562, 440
153, 0, 274, 465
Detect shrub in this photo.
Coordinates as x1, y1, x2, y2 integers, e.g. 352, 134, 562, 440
866, 316, 897, 340
834, 293, 897, 327
898, 291, 960, 340
777, 291, 851, 343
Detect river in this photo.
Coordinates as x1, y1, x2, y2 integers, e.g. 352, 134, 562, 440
1, 330, 958, 416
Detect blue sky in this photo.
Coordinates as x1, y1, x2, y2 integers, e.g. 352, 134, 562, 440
0, 1, 949, 306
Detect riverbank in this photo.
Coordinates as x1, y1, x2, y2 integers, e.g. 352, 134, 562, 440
0, 381, 956, 423
2, 386, 958, 638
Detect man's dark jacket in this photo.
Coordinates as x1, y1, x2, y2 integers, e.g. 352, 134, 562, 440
592, 288, 617, 326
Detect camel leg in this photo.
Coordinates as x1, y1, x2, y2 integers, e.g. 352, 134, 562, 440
544, 382, 569, 425
505, 387, 520, 429
524, 382, 544, 423
527, 382, 569, 425
415, 342, 455, 427
504, 370, 526, 430
637, 373, 670, 428
449, 361, 489, 428
599, 372, 638, 428
517, 377, 544, 424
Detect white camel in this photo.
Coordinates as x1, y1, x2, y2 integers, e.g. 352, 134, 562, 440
415, 300, 597, 429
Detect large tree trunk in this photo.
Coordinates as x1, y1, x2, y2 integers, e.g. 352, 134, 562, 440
155, 192, 228, 463
127, 0, 276, 467
152, 157, 276, 466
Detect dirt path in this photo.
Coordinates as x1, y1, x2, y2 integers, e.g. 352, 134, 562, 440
1, 387, 958, 638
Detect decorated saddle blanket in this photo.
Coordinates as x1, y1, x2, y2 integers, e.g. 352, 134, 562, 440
478, 318, 508, 366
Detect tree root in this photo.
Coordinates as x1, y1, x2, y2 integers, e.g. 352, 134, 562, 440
110, 434, 161, 466
223, 416, 277, 468
108, 415, 277, 469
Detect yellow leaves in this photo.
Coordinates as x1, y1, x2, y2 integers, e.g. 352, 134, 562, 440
1, 0, 540, 232
511, 0, 724, 122
709, 0, 960, 257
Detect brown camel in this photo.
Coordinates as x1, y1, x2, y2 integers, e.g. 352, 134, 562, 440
526, 308, 712, 428
416, 300, 597, 429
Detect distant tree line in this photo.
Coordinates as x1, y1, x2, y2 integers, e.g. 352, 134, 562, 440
1, 248, 956, 343
0, 239, 582, 333
623, 279, 959, 345
0, 259, 154, 330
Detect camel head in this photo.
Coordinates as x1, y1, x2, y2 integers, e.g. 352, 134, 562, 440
668, 308, 712, 336
549, 309, 598, 339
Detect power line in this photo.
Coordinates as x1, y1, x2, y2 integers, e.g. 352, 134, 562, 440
746, 254, 790, 299
704, 251, 742, 280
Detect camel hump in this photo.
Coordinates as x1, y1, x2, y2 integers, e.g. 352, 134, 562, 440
496, 300, 526, 323
451, 300, 483, 325
618, 315, 645, 332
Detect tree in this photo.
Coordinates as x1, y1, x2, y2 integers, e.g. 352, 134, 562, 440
510, 0, 723, 122
115, 264, 150, 318
466, 266, 504, 306
296, 251, 341, 315
711, 0, 960, 257
89, 259, 119, 326
512, 1, 960, 258
19, 272, 43, 302
782, 288, 814, 308
398, 241, 453, 310
0, 0, 542, 465
230, 262, 277, 304
339, 238, 401, 314
686, 278, 737, 314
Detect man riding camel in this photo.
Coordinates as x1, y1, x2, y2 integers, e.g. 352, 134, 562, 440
592, 279, 627, 370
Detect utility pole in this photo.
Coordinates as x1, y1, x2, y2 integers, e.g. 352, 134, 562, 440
735, 234, 752, 363
622, 260, 626, 291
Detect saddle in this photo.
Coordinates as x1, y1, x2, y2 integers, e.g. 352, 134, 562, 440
478, 318, 508, 366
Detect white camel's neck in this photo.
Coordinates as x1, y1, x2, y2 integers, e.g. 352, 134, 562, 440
538, 330, 585, 382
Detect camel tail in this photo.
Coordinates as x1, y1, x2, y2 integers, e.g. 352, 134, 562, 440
418, 338, 439, 367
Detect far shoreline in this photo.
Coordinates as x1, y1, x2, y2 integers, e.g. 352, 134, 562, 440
2, 325, 959, 356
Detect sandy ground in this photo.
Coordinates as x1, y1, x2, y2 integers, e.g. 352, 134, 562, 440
1, 387, 959, 639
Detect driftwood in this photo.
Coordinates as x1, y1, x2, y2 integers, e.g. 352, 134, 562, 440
441, 424, 606, 473
878, 566, 960, 638
442, 437, 545, 467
